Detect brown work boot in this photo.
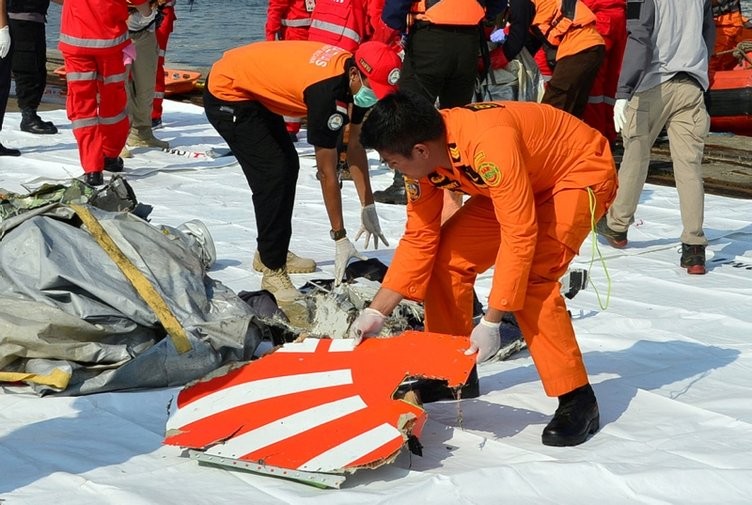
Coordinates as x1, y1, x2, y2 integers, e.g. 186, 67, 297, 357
260, 265, 303, 303
127, 127, 170, 149
253, 250, 316, 274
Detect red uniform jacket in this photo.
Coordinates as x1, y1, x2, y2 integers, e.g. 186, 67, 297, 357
59, 0, 148, 55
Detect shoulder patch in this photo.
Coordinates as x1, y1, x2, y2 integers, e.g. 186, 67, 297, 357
405, 177, 421, 202
477, 162, 502, 187
327, 113, 344, 131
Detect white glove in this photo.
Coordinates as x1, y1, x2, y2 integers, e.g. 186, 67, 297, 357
0, 26, 11, 59
354, 204, 389, 250
464, 318, 501, 363
613, 98, 628, 134
349, 307, 387, 344
334, 237, 367, 285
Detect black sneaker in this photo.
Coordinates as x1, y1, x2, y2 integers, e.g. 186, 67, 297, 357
0, 142, 21, 156
104, 156, 124, 173
541, 383, 600, 447
596, 216, 627, 248
680, 243, 706, 275
84, 171, 104, 186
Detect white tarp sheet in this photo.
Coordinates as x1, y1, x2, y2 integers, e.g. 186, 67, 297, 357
1, 101, 751, 503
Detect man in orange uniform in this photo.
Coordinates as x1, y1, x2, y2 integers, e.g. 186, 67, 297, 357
530, 0, 605, 118
59, 0, 154, 186
352, 91, 618, 447
203, 40, 401, 302
710, 0, 747, 71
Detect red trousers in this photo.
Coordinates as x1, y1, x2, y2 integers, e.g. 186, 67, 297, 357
63, 51, 130, 173
582, 7, 627, 143
423, 182, 615, 397
152, 5, 177, 121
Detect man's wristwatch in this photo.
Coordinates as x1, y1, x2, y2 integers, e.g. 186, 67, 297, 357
330, 229, 347, 241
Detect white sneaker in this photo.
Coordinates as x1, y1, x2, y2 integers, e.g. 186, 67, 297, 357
261, 266, 303, 303
253, 250, 316, 274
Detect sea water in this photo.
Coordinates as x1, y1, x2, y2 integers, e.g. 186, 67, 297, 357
45, 0, 269, 69
45, 0, 752, 70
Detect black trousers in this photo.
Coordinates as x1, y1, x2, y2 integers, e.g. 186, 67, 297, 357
0, 35, 12, 131
9, 19, 47, 111
203, 88, 300, 270
542, 45, 605, 119
399, 23, 481, 108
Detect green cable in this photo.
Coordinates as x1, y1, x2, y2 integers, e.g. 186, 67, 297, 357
586, 187, 612, 310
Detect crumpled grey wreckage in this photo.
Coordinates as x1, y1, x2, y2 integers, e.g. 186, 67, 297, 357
0, 190, 261, 396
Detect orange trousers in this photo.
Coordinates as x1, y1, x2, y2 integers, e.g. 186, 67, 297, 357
423, 182, 615, 397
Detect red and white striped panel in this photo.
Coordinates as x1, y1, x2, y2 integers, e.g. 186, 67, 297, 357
164, 331, 474, 474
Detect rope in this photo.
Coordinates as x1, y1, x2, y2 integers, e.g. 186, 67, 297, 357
716, 40, 752, 67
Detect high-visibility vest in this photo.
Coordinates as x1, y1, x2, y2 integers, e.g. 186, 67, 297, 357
533, 0, 597, 48
308, 0, 366, 53
408, 0, 486, 27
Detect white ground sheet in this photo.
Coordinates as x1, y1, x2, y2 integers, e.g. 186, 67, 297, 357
1, 101, 751, 504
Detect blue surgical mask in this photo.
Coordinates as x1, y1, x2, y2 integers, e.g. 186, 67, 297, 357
353, 84, 379, 108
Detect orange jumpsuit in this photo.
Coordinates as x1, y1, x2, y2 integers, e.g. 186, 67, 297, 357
710, 8, 745, 71
381, 102, 618, 396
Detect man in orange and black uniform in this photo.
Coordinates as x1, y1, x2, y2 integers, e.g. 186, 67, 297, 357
203, 40, 401, 303
529, 0, 605, 118
373, 0, 506, 205
352, 91, 618, 446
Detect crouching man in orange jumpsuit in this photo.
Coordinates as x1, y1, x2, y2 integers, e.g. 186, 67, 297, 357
350, 91, 618, 447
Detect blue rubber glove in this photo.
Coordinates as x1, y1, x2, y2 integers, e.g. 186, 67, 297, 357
490, 28, 506, 44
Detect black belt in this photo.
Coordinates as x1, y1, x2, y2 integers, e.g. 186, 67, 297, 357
413, 21, 479, 33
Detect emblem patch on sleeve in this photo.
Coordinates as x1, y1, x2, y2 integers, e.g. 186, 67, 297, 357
477, 162, 502, 187
327, 113, 344, 131
405, 177, 421, 202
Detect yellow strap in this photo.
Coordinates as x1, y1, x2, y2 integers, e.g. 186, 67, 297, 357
586, 188, 612, 311
70, 204, 192, 354
0, 368, 71, 389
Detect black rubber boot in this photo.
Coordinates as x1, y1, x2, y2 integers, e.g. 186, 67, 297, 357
84, 171, 104, 186
104, 156, 124, 173
374, 171, 407, 205
541, 383, 600, 446
20, 110, 58, 135
0, 142, 21, 156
